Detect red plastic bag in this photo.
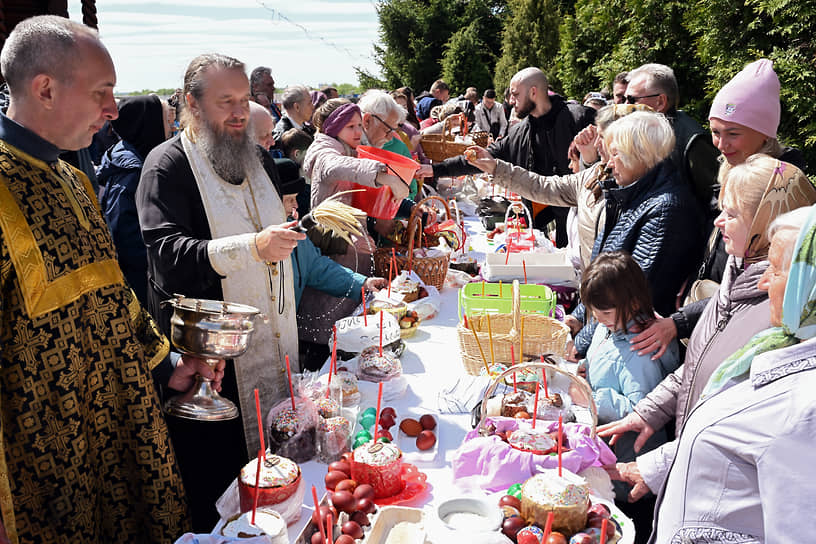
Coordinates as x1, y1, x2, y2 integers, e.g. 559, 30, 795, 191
349, 183, 400, 220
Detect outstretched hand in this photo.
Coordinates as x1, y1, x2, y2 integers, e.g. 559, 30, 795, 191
597, 411, 655, 452
464, 146, 497, 175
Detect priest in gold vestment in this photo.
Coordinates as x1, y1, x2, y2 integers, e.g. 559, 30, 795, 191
0, 16, 193, 543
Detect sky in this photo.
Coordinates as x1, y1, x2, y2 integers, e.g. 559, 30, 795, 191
67, 0, 382, 93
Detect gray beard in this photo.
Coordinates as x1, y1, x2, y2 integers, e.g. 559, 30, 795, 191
196, 118, 259, 184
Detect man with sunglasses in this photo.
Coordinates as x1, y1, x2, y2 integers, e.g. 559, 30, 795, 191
625, 63, 706, 171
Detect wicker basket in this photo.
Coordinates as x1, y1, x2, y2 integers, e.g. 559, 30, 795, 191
421, 116, 476, 163
374, 195, 451, 290
457, 280, 570, 376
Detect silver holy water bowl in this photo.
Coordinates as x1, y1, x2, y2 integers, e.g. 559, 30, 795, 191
163, 295, 265, 421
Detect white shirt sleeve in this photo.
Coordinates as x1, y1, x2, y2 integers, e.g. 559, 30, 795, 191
206, 232, 262, 276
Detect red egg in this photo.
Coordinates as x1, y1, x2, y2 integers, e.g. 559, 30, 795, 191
419, 414, 436, 430
498, 495, 521, 510
350, 510, 371, 527
342, 520, 364, 539
545, 531, 568, 544
379, 412, 396, 429
588, 503, 611, 518
310, 505, 337, 529
335, 479, 357, 493
381, 406, 397, 419
324, 471, 348, 491
310, 531, 325, 544
356, 497, 376, 515
353, 484, 375, 501
334, 535, 355, 544
416, 430, 436, 450
330, 490, 355, 513
587, 514, 616, 538
340, 451, 354, 463
328, 460, 351, 476
501, 516, 526, 539
377, 429, 393, 441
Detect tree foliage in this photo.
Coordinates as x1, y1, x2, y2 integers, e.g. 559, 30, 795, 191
493, 0, 562, 95
367, 0, 816, 166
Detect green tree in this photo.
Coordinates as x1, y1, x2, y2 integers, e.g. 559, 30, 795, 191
441, 22, 494, 93
493, 0, 562, 95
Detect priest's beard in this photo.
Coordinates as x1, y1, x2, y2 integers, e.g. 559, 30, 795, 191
197, 118, 259, 184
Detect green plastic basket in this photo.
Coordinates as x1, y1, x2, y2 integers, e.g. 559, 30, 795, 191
459, 281, 556, 318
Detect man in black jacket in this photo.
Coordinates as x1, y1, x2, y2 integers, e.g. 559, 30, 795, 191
419, 67, 594, 246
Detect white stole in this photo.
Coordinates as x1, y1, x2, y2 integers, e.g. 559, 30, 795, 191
181, 131, 299, 457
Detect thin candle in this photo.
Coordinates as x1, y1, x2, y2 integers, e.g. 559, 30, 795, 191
481, 280, 485, 297
532, 381, 540, 429
523, 260, 527, 284
499, 280, 502, 298
254, 389, 265, 459
541, 355, 548, 398
374, 382, 383, 443
510, 344, 515, 366
327, 512, 334, 544
388, 256, 393, 298
600, 518, 608, 544
486, 314, 495, 367
543, 512, 554, 540
251, 449, 262, 525
468, 320, 490, 375
519, 315, 524, 360
513, 371, 517, 393
558, 414, 563, 477
311, 485, 326, 543
285, 355, 295, 410
505, 245, 510, 265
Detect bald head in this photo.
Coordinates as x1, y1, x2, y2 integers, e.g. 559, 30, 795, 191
511, 67, 549, 93
1, 15, 102, 97
249, 100, 275, 149
508, 67, 551, 118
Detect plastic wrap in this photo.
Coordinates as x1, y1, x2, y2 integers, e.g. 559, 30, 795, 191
265, 397, 318, 463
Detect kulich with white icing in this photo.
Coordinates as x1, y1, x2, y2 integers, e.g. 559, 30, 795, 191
508, 427, 556, 453
353, 441, 401, 466
350, 441, 404, 498
520, 469, 590, 536
239, 455, 299, 489
357, 346, 402, 382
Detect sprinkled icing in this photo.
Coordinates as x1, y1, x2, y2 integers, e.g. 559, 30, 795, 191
272, 409, 299, 434
508, 428, 556, 453
522, 469, 589, 507
315, 397, 340, 418
239, 455, 299, 488
358, 346, 402, 378
353, 441, 401, 466
318, 416, 350, 434
221, 509, 286, 538
336, 371, 358, 395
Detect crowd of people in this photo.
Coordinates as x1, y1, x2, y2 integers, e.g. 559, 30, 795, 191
0, 13, 814, 544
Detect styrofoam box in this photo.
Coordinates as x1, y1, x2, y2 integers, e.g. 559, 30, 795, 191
482, 249, 577, 285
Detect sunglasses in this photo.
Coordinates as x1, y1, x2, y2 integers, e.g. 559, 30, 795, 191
371, 113, 397, 135
625, 93, 661, 104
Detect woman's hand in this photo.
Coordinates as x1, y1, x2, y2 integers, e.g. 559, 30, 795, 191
574, 124, 598, 165
464, 146, 497, 175
597, 411, 656, 452
364, 277, 388, 292
630, 317, 677, 359
169, 355, 225, 392
604, 462, 651, 502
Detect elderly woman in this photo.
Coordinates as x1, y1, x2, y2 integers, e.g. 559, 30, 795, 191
559, 111, 705, 357
600, 156, 816, 502
646, 205, 816, 542
467, 103, 651, 271
630, 58, 807, 357
299, 96, 409, 367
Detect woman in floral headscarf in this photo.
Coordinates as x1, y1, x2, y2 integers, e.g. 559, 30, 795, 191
601, 155, 816, 502
649, 204, 816, 543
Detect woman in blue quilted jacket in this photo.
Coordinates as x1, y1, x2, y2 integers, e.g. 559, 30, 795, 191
565, 111, 705, 359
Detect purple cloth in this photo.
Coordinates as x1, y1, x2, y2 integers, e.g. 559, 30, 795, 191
452, 417, 616, 492
322, 103, 361, 140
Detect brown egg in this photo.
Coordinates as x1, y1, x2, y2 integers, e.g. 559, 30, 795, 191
311, 505, 337, 529
324, 471, 347, 491
342, 520, 364, 539
416, 430, 436, 450
498, 495, 521, 510
399, 418, 423, 437
335, 479, 357, 493
330, 490, 356, 513
514, 411, 531, 419
310, 531, 325, 544
545, 532, 568, 544
356, 497, 376, 514
353, 483, 375, 501
328, 460, 351, 476
419, 414, 437, 430
334, 536, 355, 544
501, 516, 525, 539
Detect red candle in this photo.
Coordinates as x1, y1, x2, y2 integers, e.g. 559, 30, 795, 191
251, 449, 262, 525
374, 382, 383, 443
600, 518, 609, 544
379, 310, 384, 357
532, 381, 540, 430
557, 414, 563, 477
541, 355, 548, 398
254, 389, 265, 459
362, 286, 367, 326
312, 485, 326, 542
285, 355, 295, 411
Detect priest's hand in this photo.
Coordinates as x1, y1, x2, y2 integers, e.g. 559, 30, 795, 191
255, 221, 306, 262
169, 355, 225, 392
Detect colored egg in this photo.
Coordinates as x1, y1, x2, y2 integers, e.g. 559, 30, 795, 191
358, 407, 376, 420
516, 525, 545, 544
376, 436, 391, 443
355, 429, 372, 441
359, 414, 376, 430
507, 483, 523, 498
352, 437, 368, 449
500, 505, 521, 518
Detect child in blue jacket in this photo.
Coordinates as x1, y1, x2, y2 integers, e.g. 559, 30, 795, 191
580, 251, 681, 500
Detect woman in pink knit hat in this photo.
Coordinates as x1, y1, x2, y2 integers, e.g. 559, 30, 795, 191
627, 59, 807, 360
